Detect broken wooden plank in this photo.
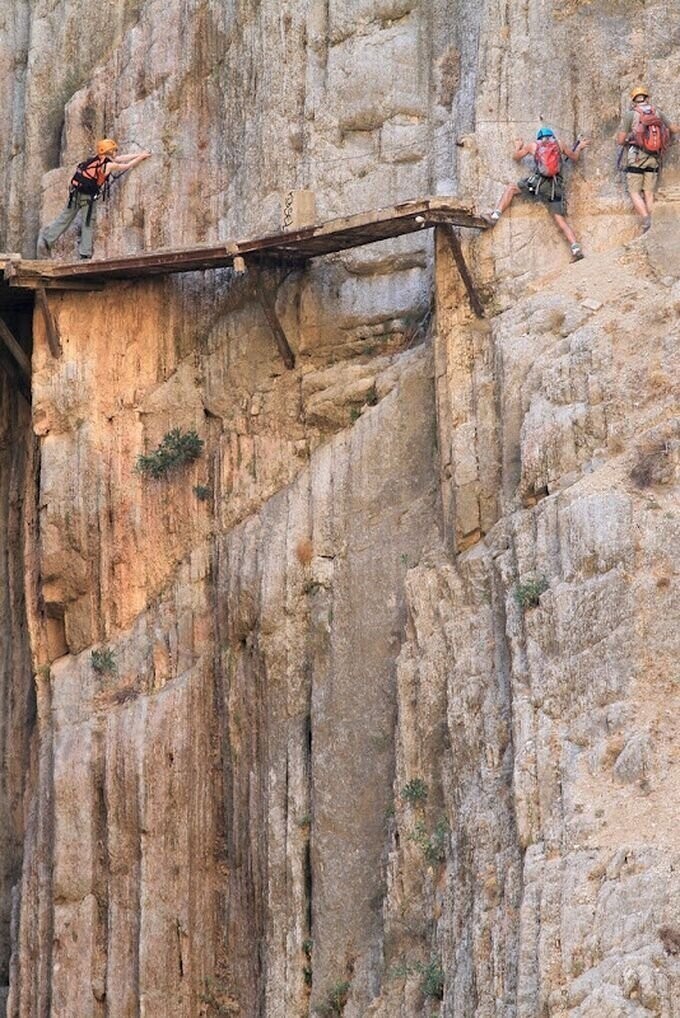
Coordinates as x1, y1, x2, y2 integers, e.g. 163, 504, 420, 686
0, 315, 31, 380
440, 224, 485, 319
255, 273, 296, 370
35, 288, 62, 358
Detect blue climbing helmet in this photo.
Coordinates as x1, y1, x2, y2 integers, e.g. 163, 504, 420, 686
536, 126, 555, 140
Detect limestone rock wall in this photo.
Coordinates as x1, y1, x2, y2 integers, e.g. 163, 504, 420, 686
0, 1, 679, 1017
0, 382, 35, 1010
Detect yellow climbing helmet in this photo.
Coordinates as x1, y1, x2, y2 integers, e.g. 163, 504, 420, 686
96, 138, 118, 157
630, 85, 649, 101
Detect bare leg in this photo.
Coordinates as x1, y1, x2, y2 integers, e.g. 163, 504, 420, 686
643, 189, 655, 215
497, 183, 520, 213
552, 213, 577, 246
629, 190, 649, 220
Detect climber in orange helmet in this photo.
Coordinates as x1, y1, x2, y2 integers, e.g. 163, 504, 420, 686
37, 139, 150, 260
615, 86, 679, 232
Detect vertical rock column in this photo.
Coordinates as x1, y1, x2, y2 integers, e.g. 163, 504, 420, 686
0, 376, 35, 1011
433, 226, 500, 552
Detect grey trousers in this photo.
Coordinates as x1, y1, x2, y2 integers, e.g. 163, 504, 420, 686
41, 193, 97, 257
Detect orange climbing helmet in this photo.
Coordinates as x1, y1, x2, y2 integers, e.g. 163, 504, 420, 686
630, 85, 649, 102
96, 138, 118, 157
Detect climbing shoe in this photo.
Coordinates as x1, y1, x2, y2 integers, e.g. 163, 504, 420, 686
570, 242, 584, 262
36, 233, 51, 259
642, 215, 652, 233
482, 210, 502, 226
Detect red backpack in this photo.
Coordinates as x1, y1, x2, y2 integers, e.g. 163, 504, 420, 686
630, 105, 671, 155
534, 138, 562, 177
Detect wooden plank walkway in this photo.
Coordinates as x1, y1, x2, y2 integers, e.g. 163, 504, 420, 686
1, 198, 486, 288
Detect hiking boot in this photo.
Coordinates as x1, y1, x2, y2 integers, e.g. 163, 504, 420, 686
36, 233, 51, 259
642, 215, 652, 233
570, 242, 584, 262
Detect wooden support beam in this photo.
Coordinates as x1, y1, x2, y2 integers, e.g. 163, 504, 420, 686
0, 315, 31, 381
0, 347, 31, 403
255, 272, 296, 370
35, 288, 62, 358
440, 224, 485, 319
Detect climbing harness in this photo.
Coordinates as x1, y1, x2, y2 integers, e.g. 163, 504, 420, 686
68, 155, 112, 226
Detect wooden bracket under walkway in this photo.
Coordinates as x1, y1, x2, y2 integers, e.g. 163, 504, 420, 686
0, 315, 31, 383
439, 224, 485, 319
255, 267, 298, 370
1, 197, 488, 369
34, 288, 63, 358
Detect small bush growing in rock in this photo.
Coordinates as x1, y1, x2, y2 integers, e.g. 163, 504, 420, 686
194, 484, 211, 501
315, 980, 350, 1016
514, 576, 548, 610
91, 647, 117, 675
388, 957, 445, 1000
408, 817, 449, 865
418, 958, 445, 1000
136, 428, 204, 479
401, 778, 428, 805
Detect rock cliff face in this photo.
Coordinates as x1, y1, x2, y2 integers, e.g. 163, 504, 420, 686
0, 1, 679, 1016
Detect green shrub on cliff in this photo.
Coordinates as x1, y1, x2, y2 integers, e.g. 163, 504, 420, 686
401, 777, 428, 805
315, 980, 351, 1016
514, 575, 548, 610
91, 647, 116, 675
136, 428, 204, 479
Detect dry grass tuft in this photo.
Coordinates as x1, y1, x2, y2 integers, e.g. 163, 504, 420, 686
437, 48, 460, 107
659, 925, 680, 955
630, 437, 675, 488
296, 538, 314, 566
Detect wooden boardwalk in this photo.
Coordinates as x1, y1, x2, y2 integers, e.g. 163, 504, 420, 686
0, 197, 487, 376
1, 198, 486, 287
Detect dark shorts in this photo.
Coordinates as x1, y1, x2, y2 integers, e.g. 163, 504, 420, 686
518, 173, 566, 216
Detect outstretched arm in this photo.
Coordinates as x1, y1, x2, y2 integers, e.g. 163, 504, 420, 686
512, 138, 534, 161
113, 151, 147, 163
106, 151, 150, 175
562, 137, 588, 161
